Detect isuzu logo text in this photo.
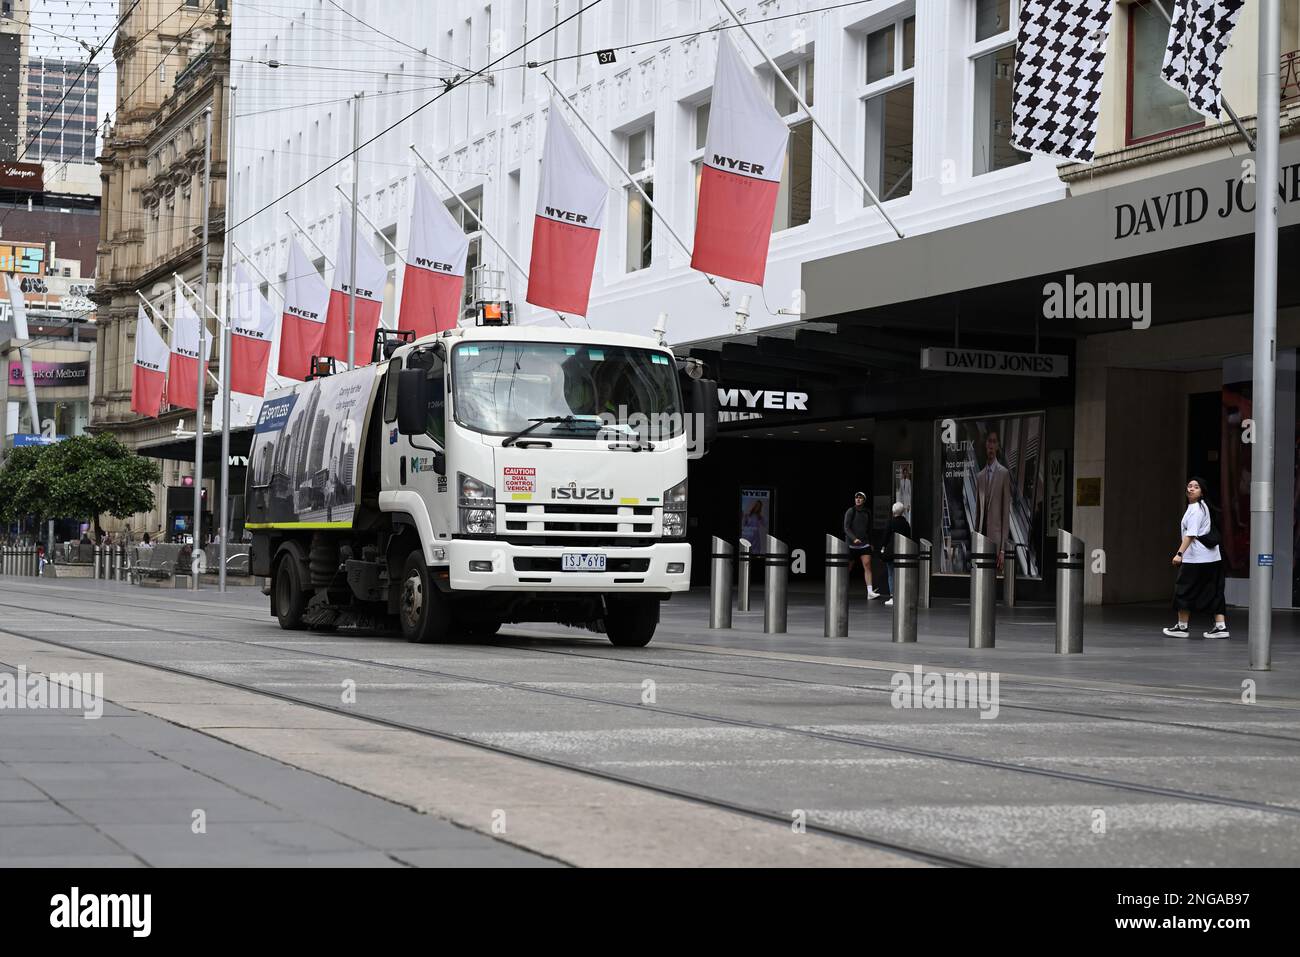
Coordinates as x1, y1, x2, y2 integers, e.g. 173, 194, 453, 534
552, 482, 614, 500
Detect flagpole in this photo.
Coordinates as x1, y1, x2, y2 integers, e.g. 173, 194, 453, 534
1250, 0, 1280, 672
409, 145, 575, 327
219, 83, 236, 593
715, 0, 904, 240
540, 72, 730, 308
334, 184, 403, 262
348, 92, 362, 368
285, 212, 335, 267
175, 273, 225, 325
190, 107, 214, 587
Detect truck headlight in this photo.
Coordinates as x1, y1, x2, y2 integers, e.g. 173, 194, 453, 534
459, 473, 496, 534
663, 478, 687, 537
458, 473, 495, 507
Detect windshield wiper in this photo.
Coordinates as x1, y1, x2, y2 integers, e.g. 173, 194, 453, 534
502, 416, 575, 447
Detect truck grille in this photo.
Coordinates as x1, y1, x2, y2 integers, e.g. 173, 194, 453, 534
501, 502, 658, 537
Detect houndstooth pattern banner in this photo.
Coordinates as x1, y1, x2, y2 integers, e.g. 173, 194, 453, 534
1012, 0, 1115, 163
1161, 0, 1246, 118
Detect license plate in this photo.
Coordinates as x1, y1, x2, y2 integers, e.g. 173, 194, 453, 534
562, 553, 606, 572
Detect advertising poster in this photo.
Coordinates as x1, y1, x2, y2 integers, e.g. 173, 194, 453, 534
247, 367, 377, 527
935, 412, 1045, 578
892, 461, 914, 527
739, 487, 773, 548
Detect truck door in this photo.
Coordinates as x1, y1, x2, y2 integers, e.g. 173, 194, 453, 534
382, 348, 453, 542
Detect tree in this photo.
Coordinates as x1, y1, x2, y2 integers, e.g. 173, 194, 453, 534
0, 444, 46, 527
0, 434, 161, 537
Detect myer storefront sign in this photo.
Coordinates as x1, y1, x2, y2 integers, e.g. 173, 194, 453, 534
921, 347, 1068, 378
717, 387, 810, 423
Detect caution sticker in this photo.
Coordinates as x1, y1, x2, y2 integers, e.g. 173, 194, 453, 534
504, 467, 537, 494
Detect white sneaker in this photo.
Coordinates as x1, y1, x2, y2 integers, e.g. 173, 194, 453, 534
884, 598, 894, 606
867, 587, 880, 599
1162, 623, 1190, 638
1203, 623, 1230, 639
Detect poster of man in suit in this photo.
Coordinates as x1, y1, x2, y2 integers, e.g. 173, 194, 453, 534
935, 412, 1045, 578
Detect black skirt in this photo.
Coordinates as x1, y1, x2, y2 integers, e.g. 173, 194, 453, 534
1173, 560, 1226, 615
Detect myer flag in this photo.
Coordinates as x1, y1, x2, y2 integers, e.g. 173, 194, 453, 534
131, 304, 169, 418
526, 101, 607, 316
168, 282, 212, 411
229, 264, 277, 396
277, 238, 329, 381
399, 173, 469, 336
323, 209, 387, 366
691, 33, 788, 286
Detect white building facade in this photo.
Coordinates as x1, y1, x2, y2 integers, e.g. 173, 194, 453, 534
231, 0, 1068, 346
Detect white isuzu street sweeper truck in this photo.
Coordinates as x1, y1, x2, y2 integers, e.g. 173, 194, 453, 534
246, 319, 716, 647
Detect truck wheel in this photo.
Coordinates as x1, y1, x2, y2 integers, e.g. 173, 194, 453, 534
274, 556, 307, 631
399, 553, 452, 644
604, 596, 658, 648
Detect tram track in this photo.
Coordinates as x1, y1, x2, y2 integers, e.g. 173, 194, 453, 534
0, 591, 1297, 850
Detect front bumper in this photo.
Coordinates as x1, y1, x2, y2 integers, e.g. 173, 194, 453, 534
444, 539, 692, 593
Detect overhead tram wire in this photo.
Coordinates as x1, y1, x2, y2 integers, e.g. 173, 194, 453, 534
230, 0, 606, 233
322, 0, 470, 74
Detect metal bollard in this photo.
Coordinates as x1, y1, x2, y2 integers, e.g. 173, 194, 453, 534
917, 537, 932, 609
1004, 545, 1017, 608
969, 530, 997, 649
111, 545, 121, 582
92, 545, 101, 580
2, 546, 9, 575
709, 536, 734, 629
1055, 529, 1085, 654
891, 535, 920, 643
824, 534, 849, 638
737, 538, 752, 612
28, 547, 38, 577
763, 534, 789, 635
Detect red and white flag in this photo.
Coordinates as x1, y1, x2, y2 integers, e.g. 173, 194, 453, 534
526, 100, 607, 317
691, 34, 789, 286
229, 264, 277, 396
323, 210, 387, 366
399, 174, 469, 338
168, 282, 212, 411
131, 304, 169, 418
276, 238, 330, 381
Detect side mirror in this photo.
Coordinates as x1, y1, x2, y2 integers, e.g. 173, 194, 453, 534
396, 369, 430, 436
432, 451, 446, 475
681, 375, 718, 458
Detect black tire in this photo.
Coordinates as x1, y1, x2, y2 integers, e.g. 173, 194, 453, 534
398, 552, 452, 644
604, 595, 658, 648
274, 555, 307, 631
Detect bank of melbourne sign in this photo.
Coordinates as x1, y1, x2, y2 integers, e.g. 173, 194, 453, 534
8, 360, 89, 388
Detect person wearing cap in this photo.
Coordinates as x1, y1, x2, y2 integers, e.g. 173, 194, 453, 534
843, 491, 880, 599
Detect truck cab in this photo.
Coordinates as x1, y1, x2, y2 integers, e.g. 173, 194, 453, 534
247, 323, 716, 648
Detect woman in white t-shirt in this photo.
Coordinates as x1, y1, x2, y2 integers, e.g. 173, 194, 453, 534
1164, 477, 1229, 639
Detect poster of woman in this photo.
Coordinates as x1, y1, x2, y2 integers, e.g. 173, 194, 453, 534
739, 488, 773, 547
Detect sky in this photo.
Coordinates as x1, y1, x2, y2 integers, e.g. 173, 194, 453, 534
24, 0, 119, 157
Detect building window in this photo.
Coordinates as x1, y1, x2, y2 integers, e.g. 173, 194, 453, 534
1127, 0, 1203, 144
972, 2, 1029, 175
773, 56, 814, 232
625, 123, 654, 272
446, 188, 482, 308
862, 18, 915, 203
689, 100, 710, 226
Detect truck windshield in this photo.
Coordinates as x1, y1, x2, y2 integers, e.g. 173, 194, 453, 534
451, 341, 683, 440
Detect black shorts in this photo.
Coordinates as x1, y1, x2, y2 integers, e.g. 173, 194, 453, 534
848, 543, 872, 556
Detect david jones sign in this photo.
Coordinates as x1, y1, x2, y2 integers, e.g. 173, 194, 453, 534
921, 348, 1068, 378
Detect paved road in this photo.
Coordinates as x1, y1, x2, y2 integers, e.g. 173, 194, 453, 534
1, 577, 1297, 866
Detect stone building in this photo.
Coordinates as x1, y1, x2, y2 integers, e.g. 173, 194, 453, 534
91, 2, 229, 538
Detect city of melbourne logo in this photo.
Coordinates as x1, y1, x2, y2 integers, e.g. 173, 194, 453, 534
255, 393, 298, 433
